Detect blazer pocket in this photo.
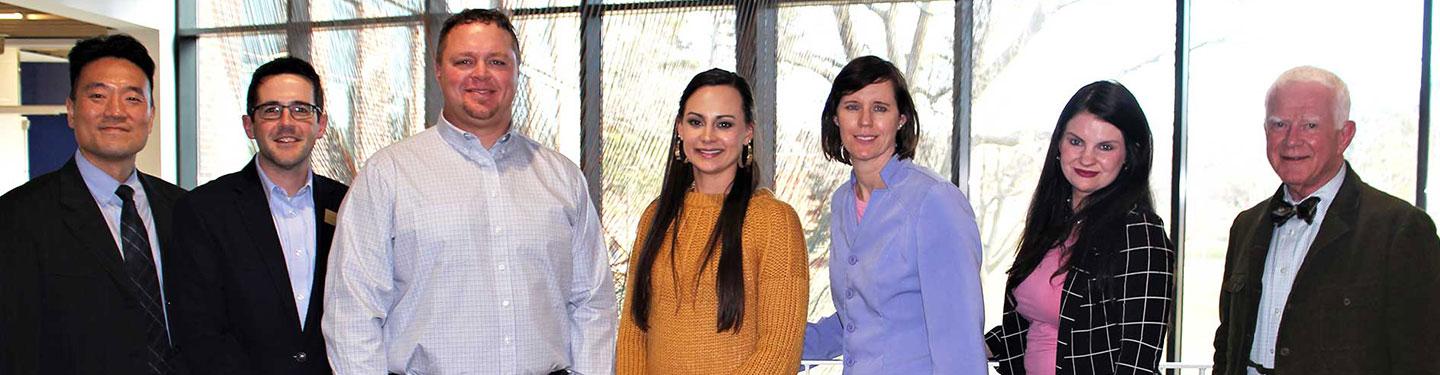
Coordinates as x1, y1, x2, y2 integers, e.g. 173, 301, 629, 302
1313, 282, 1381, 351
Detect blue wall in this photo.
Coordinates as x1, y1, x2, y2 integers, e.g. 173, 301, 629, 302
20, 62, 73, 178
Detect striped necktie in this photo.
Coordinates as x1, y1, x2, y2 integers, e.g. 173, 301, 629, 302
115, 184, 171, 374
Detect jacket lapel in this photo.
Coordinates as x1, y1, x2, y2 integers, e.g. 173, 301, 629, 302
1293, 167, 1359, 287
303, 177, 340, 334
236, 162, 305, 332
56, 159, 131, 294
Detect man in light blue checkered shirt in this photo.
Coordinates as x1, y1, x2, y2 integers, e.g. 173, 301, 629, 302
322, 9, 617, 375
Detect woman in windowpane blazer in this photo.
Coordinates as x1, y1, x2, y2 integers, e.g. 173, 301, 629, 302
984, 81, 1177, 375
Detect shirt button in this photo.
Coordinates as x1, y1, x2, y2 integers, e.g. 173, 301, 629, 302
504, 336, 513, 344
846, 358, 855, 366
1342, 297, 1352, 306
846, 324, 856, 333
502, 300, 510, 307
498, 264, 506, 271
493, 227, 502, 234
848, 255, 858, 265
845, 289, 855, 299
296, 294, 305, 301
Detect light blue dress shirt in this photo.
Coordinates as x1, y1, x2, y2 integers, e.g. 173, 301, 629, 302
802, 156, 988, 374
254, 161, 317, 328
1248, 165, 1346, 374
323, 117, 617, 375
73, 150, 171, 336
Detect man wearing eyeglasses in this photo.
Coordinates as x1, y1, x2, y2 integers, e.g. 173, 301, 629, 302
164, 57, 347, 375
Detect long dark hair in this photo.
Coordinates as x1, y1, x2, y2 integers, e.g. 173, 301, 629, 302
1006, 81, 1155, 290
630, 68, 758, 333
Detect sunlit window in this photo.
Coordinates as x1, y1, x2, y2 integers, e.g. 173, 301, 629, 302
1184, 0, 1420, 363
968, 0, 1174, 355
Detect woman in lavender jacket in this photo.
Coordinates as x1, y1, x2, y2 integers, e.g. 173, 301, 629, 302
800, 55, 987, 374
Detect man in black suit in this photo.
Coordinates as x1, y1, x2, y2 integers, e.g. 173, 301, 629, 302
165, 57, 346, 374
0, 35, 186, 374
1214, 66, 1440, 374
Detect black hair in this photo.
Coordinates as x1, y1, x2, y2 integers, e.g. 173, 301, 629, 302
1007, 80, 1155, 290
630, 68, 758, 333
68, 34, 154, 101
436, 8, 520, 63
819, 55, 921, 164
246, 56, 325, 113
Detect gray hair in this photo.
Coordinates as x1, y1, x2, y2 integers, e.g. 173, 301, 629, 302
1266, 65, 1351, 128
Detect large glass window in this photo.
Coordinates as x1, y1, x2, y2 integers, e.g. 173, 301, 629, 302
968, 0, 1174, 340
308, 25, 429, 183
599, 8, 737, 285
448, 0, 579, 12
512, 14, 583, 161
774, 1, 955, 322
1184, 0, 1420, 362
195, 0, 287, 28
311, 0, 424, 21
194, 33, 287, 183
178, 2, 1440, 370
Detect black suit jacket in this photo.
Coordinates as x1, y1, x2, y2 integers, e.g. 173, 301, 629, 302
1214, 165, 1440, 374
166, 160, 346, 375
0, 158, 187, 375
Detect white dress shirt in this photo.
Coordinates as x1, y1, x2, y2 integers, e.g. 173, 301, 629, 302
323, 116, 617, 375
1248, 165, 1347, 374
255, 161, 317, 328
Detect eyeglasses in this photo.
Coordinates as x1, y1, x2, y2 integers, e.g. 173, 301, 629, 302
250, 102, 322, 121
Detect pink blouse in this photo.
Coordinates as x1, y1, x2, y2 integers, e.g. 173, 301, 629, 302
1013, 237, 1073, 375
855, 195, 869, 222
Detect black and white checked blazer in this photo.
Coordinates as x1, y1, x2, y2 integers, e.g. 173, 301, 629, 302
984, 209, 1177, 375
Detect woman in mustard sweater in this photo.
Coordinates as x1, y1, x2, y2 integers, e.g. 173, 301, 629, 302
615, 68, 809, 374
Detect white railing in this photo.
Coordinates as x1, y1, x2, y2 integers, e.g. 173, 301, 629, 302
799, 360, 1212, 374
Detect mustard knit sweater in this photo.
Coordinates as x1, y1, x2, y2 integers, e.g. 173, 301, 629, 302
616, 189, 810, 375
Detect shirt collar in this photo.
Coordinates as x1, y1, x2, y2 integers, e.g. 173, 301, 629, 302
1283, 163, 1347, 205
845, 154, 907, 193
74, 150, 140, 206
436, 114, 515, 156
254, 158, 314, 200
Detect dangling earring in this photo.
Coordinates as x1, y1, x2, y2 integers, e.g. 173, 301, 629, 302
673, 136, 688, 163
742, 142, 753, 166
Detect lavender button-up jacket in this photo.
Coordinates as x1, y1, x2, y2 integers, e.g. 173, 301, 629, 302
803, 157, 988, 374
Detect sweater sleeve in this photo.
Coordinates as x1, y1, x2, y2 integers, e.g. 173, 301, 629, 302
730, 201, 810, 374
615, 204, 658, 375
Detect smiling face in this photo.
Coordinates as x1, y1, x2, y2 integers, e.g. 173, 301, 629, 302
435, 21, 518, 137
243, 73, 328, 173
676, 85, 753, 192
834, 80, 907, 169
1265, 80, 1355, 198
67, 57, 154, 166
1059, 111, 1127, 207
